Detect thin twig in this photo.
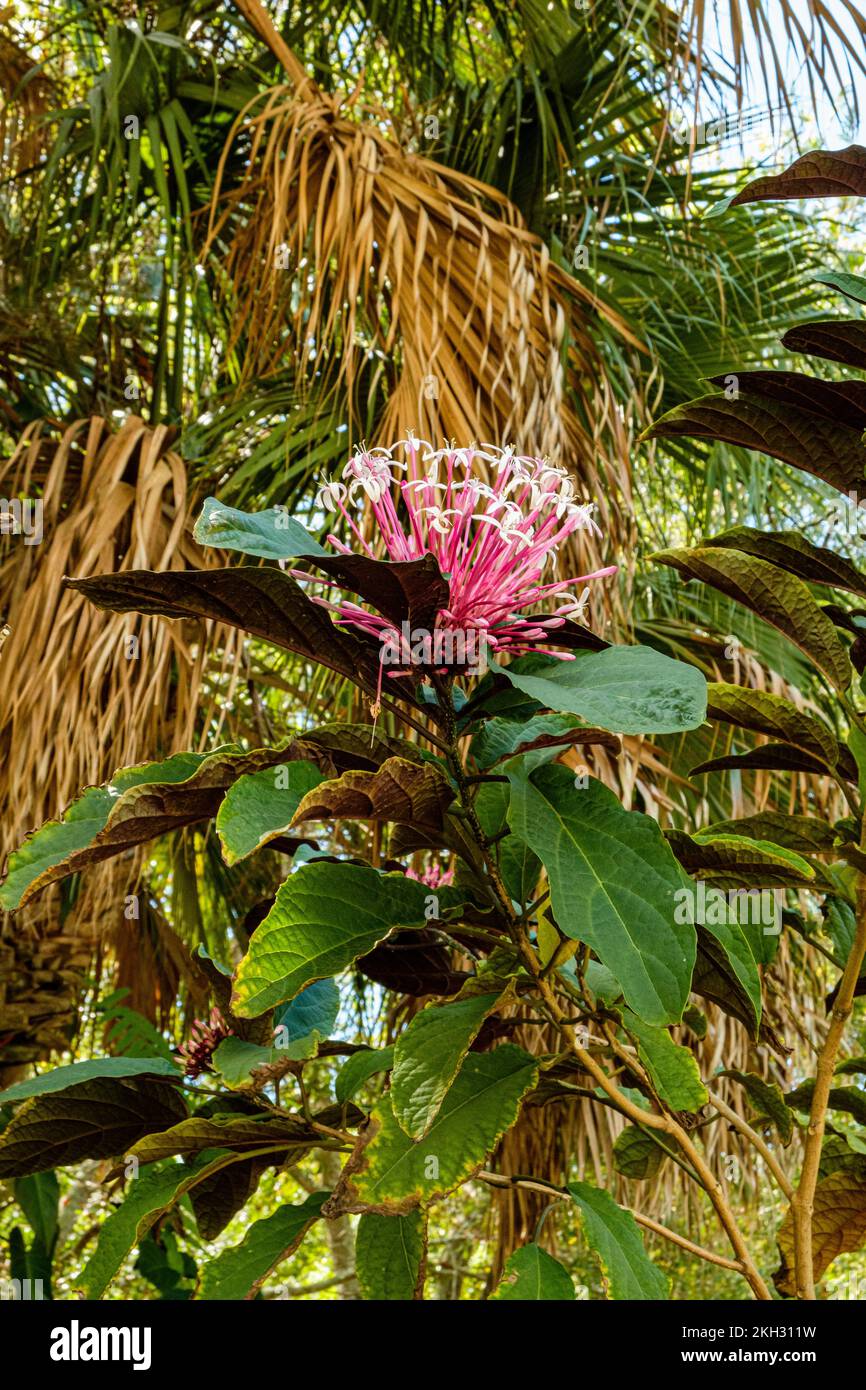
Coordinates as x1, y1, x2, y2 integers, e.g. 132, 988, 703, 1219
631, 1211, 746, 1274
709, 1091, 794, 1201
791, 789, 866, 1298
476, 1171, 746, 1274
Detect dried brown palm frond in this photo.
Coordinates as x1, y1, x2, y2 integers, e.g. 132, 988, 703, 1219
108, 887, 209, 1032
0, 414, 244, 1070
0, 7, 56, 177
0, 414, 243, 834
0, 856, 135, 1084
206, 0, 636, 625
0, 886, 94, 1086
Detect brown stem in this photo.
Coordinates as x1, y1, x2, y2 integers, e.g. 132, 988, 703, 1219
790, 868, 866, 1298
532, 973, 772, 1300
709, 1091, 793, 1201
476, 1171, 746, 1274
631, 1211, 746, 1274
318, 1151, 360, 1299
379, 695, 451, 753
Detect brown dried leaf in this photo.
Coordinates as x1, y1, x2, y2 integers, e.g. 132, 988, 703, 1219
775, 1170, 866, 1296
292, 756, 454, 832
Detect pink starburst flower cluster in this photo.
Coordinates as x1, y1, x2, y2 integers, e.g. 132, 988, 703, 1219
298, 437, 616, 700
178, 1007, 233, 1079
406, 861, 455, 889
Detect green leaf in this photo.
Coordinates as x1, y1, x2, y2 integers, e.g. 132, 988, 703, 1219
135, 1230, 196, 1300
666, 829, 815, 888
210, 1035, 321, 1087
694, 919, 762, 1036
190, 1155, 278, 1242
334, 1047, 395, 1105
0, 785, 110, 913
80, 1154, 250, 1299
568, 1181, 668, 1299
196, 944, 233, 978
701, 811, 838, 856
216, 760, 325, 864
836, 1058, 866, 1078
197, 1193, 327, 1300
612, 1126, 670, 1180
355, 1211, 427, 1300
824, 899, 857, 963
491, 645, 707, 735
0, 746, 288, 910
473, 781, 542, 905
13, 1171, 59, 1252
232, 862, 464, 1017
786, 1081, 866, 1128
491, 1243, 575, 1300
721, 1071, 794, 1145
339, 1045, 538, 1210
819, 1134, 866, 1180
850, 719, 866, 812
9, 1220, 53, 1295
584, 959, 623, 1005
704, 683, 838, 767
210, 1038, 278, 1087
651, 547, 852, 692
0, 1057, 180, 1106
194, 496, 327, 560
682, 1005, 707, 1039
274, 978, 340, 1045
684, 831, 816, 880
622, 1010, 708, 1113
813, 270, 866, 304
79, 1161, 195, 1298
536, 911, 562, 968
0, 1076, 187, 1177
128, 1112, 317, 1165
507, 764, 695, 1026
691, 744, 832, 780
184, 1094, 287, 1239
392, 992, 504, 1138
